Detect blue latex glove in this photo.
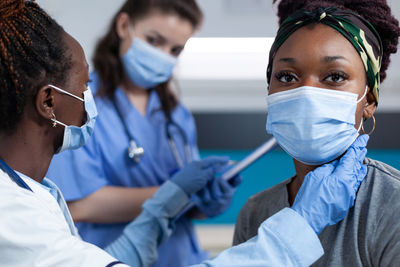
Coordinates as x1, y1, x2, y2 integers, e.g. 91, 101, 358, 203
170, 156, 229, 196
192, 167, 242, 218
291, 134, 369, 234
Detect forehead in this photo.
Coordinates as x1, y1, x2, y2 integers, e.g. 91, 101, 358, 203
274, 23, 361, 63
133, 11, 194, 44
62, 33, 88, 79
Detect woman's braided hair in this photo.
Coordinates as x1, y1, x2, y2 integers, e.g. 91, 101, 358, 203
0, 0, 71, 134
273, 0, 400, 84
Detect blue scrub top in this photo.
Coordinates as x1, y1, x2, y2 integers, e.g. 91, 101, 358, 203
47, 72, 206, 267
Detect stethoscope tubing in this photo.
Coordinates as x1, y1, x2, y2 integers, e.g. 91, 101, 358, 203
166, 120, 192, 168
112, 96, 191, 166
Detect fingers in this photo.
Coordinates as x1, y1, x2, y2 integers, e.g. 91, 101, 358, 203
310, 160, 337, 178
333, 147, 358, 177
201, 156, 230, 169
197, 186, 212, 204
203, 167, 215, 183
216, 178, 232, 195
352, 134, 369, 148
332, 136, 368, 178
228, 174, 242, 187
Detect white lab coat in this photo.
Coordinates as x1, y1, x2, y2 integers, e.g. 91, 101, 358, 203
0, 167, 324, 267
0, 169, 126, 267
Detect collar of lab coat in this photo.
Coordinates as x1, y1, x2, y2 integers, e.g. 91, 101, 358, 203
15, 171, 79, 236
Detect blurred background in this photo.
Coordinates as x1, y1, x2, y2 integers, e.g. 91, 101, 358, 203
38, 0, 400, 256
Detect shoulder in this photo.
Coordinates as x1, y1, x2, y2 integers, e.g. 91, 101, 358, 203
0, 169, 31, 198
233, 177, 292, 244
354, 158, 400, 232
365, 158, 400, 182
358, 158, 400, 211
0, 170, 63, 222
89, 71, 101, 95
171, 102, 197, 137
0, 170, 118, 265
362, 158, 400, 196
355, 159, 400, 264
88, 71, 115, 114
248, 177, 292, 204
172, 102, 194, 123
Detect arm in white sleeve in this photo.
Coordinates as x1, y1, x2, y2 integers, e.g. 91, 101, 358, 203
105, 180, 190, 267
193, 208, 324, 267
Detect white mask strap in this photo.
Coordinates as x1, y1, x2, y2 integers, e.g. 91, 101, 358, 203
357, 119, 363, 133
48, 84, 84, 102
356, 86, 369, 132
51, 118, 67, 128
357, 86, 368, 103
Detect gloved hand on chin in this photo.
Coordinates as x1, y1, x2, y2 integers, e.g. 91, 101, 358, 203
291, 134, 369, 234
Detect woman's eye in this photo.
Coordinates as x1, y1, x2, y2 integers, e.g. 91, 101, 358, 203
146, 36, 159, 46
170, 47, 182, 57
324, 72, 348, 83
275, 72, 298, 83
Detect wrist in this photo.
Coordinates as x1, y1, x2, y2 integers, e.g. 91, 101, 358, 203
290, 207, 322, 234
143, 181, 190, 218
169, 179, 191, 197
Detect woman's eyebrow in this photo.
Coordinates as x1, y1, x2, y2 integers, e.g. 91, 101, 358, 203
148, 30, 166, 42
148, 30, 185, 47
278, 57, 296, 63
322, 55, 349, 62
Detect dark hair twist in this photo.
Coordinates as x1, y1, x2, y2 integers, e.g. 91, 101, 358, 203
0, 0, 72, 134
273, 0, 400, 83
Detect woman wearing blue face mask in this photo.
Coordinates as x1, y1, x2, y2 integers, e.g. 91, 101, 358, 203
233, 0, 400, 266
46, 1, 240, 266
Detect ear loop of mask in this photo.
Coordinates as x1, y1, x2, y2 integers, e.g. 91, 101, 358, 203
48, 84, 84, 128
357, 85, 369, 133
51, 117, 68, 128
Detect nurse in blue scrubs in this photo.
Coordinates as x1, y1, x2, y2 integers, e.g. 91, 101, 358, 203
47, 1, 239, 266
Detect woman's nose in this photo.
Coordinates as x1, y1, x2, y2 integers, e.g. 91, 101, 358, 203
300, 75, 320, 88
160, 46, 172, 56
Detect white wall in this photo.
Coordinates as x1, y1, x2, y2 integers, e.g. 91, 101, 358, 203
37, 0, 279, 59
37, 0, 400, 112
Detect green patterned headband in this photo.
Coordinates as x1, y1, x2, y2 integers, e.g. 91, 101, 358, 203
267, 7, 383, 103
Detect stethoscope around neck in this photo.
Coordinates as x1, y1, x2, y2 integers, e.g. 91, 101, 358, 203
112, 96, 192, 168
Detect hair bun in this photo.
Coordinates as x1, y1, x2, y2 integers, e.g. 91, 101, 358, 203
0, 0, 26, 20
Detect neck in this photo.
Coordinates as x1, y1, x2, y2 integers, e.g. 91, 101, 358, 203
287, 159, 320, 205
121, 78, 150, 116
0, 121, 55, 183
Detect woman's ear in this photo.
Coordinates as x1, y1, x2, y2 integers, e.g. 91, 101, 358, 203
35, 85, 56, 122
116, 12, 134, 56
116, 12, 131, 40
363, 91, 377, 119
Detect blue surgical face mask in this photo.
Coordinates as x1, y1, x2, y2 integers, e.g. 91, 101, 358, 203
122, 37, 178, 89
48, 85, 98, 153
266, 85, 367, 165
